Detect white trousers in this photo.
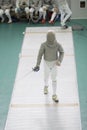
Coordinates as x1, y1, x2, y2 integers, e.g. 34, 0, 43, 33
44, 60, 57, 95
15, 7, 29, 14
0, 8, 12, 22
0, 9, 4, 20
59, 4, 72, 26
30, 8, 42, 18
5, 9, 12, 22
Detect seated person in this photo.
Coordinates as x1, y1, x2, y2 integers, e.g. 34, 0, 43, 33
0, 1, 14, 23
0, 6, 4, 22
39, 0, 59, 24
29, 0, 42, 22
15, 0, 30, 20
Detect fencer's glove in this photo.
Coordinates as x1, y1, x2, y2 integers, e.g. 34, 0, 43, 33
33, 66, 40, 72
56, 61, 61, 66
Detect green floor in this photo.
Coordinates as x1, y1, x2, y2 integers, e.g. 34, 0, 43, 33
0, 19, 87, 130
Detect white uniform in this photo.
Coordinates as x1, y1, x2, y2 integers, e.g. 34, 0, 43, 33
57, 0, 72, 26
0, 0, 4, 22
34, 30, 64, 97
44, 60, 57, 95
15, 0, 30, 19
0, 8, 4, 22
0, 0, 14, 23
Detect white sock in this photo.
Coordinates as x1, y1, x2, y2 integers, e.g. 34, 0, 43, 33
50, 12, 56, 21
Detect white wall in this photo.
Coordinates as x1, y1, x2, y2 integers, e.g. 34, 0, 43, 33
71, 0, 87, 19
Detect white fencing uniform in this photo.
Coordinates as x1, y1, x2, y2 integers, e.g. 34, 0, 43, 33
34, 30, 64, 97
44, 60, 57, 95
0, 8, 4, 22
57, 0, 72, 26
0, 0, 14, 23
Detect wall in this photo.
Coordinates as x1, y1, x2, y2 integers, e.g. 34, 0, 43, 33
71, 0, 87, 19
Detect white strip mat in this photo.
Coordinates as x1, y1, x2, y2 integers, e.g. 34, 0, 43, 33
4, 27, 82, 130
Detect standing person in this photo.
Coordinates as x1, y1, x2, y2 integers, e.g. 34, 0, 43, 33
15, 0, 30, 20
39, 0, 59, 24
33, 30, 64, 102
0, 0, 14, 23
57, 0, 72, 29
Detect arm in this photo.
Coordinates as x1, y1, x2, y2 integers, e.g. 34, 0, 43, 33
56, 43, 64, 66
36, 43, 45, 66
58, 43, 64, 62
33, 43, 45, 72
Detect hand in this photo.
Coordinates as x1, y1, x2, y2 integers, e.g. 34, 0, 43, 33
56, 61, 61, 66
33, 66, 40, 72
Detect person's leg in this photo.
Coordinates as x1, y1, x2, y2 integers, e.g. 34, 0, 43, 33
60, 9, 66, 26
49, 8, 57, 24
29, 7, 34, 18
40, 6, 47, 23
0, 9, 4, 22
62, 5, 72, 25
15, 7, 20, 19
39, 7, 43, 19
24, 7, 30, 20
51, 65, 59, 102
5, 9, 12, 23
44, 61, 50, 94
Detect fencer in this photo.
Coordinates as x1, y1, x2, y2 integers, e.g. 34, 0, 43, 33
33, 30, 64, 102
57, 0, 72, 29
0, 0, 14, 23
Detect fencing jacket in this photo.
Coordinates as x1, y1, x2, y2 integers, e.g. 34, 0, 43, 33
36, 31, 64, 66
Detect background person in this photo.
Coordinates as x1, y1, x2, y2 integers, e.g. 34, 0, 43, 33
15, 0, 30, 20
57, 0, 72, 29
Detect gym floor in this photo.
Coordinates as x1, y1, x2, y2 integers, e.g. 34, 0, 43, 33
0, 19, 87, 130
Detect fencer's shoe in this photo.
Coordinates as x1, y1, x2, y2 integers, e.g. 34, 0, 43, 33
8, 20, 12, 24
44, 87, 48, 94
61, 25, 68, 29
49, 21, 54, 24
49, 20, 54, 24
41, 19, 46, 24
52, 95, 59, 103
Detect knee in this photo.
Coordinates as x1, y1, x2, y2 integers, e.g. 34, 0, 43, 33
25, 7, 29, 14
52, 80, 57, 83
52, 80, 57, 86
70, 11, 72, 16
15, 8, 19, 13
0, 10, 4, 15
39, 7, 43, 13
29, 8, 34, 13
43, 6, 47, 11
5, 9, 10, 15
